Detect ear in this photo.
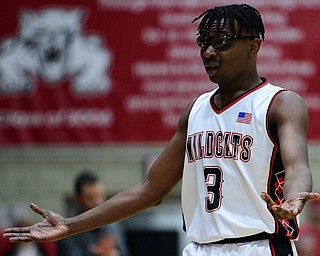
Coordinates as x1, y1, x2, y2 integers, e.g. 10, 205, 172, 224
248, 39, 261, 57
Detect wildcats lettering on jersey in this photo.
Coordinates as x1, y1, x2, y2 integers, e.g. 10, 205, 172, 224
186, 131, 253, 163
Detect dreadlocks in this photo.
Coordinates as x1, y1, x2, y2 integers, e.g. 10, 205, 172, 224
192, 4, 265, 41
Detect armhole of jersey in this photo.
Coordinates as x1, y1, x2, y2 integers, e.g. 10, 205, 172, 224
187, 92, 213, 124
266, 89, 287, 150
186, 96, 200, 132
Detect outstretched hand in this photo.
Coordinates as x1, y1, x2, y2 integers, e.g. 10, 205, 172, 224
2, 203, 69, 242
261, 192, 320, 220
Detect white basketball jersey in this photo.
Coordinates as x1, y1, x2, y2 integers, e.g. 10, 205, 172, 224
181, 79, 299, 243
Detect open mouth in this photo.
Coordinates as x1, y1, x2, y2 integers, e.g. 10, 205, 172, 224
205, 65, 219, 75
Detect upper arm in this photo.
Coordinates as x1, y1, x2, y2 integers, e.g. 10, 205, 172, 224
143, 98, 196, 198
269, 90, 309, 173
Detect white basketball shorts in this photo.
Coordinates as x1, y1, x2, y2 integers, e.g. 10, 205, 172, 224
182, 239, 298, 256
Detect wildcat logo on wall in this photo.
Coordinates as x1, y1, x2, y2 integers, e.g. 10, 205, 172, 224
0, 7, 112, 97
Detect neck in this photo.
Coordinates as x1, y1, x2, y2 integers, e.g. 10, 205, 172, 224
213, 75, 262, 109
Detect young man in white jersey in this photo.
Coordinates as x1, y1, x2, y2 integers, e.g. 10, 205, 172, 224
3, 4, 320, 256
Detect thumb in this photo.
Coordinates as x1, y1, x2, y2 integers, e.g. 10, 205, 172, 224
30, 203, 48, 219
304, 192, 320, 201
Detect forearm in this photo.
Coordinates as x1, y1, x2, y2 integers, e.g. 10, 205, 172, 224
283, 166, 313, 199
65, 181, 163, 235
64, 123, 186, 236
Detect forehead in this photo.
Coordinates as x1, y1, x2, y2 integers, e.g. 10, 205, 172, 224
201, 19, 240, 36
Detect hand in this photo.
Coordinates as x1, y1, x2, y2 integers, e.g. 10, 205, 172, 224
261, 192, 320, 220
2, 203, 69, 242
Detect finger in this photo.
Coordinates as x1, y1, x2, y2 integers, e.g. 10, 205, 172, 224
9, 237, 33, 243
3, 227, 34, 242
260, 192, 293, 219
261, 192, 277, 208
3, 227, 30, 234
30, 203, 48, 219
289, 206, 300, 216
8, 235, 34, 243
303, 192, 320, 201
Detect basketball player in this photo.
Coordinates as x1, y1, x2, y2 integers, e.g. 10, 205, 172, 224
3, 4, 320, 256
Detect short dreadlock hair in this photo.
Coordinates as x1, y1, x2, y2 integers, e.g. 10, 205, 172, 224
192, 4, 265, 41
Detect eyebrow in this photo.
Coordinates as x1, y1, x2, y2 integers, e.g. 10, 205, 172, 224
207, 28, 231, 37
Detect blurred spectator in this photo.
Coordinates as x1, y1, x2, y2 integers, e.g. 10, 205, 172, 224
296, 200, 320, 256
57, 171, 130, 256
0, 219, 57, 256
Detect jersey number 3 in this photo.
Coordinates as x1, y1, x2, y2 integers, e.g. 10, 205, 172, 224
204, 166, 223, 212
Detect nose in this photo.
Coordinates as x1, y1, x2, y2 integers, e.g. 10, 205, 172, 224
202, 45, 217, 59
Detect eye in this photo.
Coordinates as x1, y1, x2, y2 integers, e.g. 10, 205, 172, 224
197, 36, 208, 49
212, 36, 230, 48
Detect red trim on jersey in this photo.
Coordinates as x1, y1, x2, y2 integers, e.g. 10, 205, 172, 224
269, 239, 276, 256
267, 147, 280, 233
210, 78, 269, 114
266, 89, 287, 150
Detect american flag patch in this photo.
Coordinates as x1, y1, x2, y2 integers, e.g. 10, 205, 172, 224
236, 112, 252, 124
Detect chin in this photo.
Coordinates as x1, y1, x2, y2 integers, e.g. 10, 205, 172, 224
208, 75, 218, 84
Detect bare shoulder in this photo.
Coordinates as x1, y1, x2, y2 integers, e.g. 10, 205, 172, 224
273, 90, 306, 108
268, 90, 309, 150
176, 97, 198, 133
270, 90, 308, 124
